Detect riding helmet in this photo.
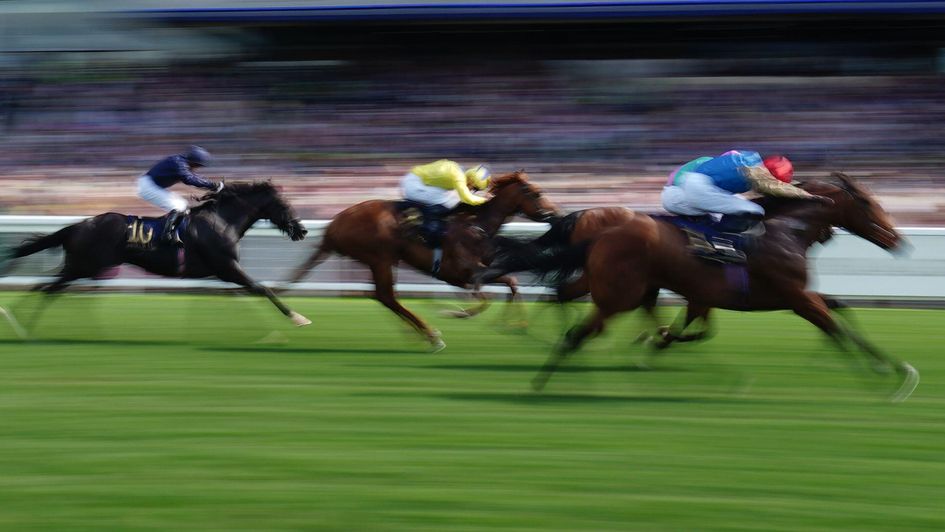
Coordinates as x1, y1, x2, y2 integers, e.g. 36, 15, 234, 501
465, 164, 491, 190
763, 155, 794, 183
184, 145, 212, 167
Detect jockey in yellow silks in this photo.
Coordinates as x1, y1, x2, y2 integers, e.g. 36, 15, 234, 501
400, 159, 491, 273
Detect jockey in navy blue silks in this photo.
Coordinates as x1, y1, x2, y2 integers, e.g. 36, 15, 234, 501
137, 146, 222, 242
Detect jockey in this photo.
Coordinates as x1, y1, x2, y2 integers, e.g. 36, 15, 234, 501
137, 146, 222, 242
661, 150, 831, 261
400, 159, 491, 272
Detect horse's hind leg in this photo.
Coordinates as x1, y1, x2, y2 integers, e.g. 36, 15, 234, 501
285, 239, 334, 286
21, 270, 82, 333
532, 307, 612, 391
217, 260, 311, 326
441, 288, 491, 319
371, 262, 444, 352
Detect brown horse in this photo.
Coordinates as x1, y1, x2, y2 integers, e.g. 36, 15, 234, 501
525, 173, 919, 401
475, 206, 636, 302
285, 171, 559, 351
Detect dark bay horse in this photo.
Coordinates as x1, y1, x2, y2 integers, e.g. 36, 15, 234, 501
284, 171, 559, 351
523, 173, 919, 401
4, 181, 311, 331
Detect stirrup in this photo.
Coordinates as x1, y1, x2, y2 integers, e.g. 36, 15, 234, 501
431, 248, 443, 276
709, 238, 746, 263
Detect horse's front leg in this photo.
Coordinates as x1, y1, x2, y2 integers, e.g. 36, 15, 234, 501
216, 260, 311, 326
496, 274, 529, 330
790, 289, 917, 402
440, 289, 490, 319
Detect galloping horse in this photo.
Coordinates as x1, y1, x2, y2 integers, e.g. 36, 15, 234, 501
475, 206, 637, 302
4, 181, 311, 330
285, 171, 559, 351
521, 173, 918, 401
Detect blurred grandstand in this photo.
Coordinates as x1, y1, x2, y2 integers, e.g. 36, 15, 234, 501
2, 1, 945, 224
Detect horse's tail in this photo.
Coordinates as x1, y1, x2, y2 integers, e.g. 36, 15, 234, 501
285, 234, 334, 286
478, 212, 587, 285
11, 225, 77, 259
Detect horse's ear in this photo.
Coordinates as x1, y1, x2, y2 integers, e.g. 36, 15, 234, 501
831, 171, 855, 186
832, 171, 866, 193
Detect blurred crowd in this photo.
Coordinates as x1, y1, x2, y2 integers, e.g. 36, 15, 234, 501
1, 60, 944, 224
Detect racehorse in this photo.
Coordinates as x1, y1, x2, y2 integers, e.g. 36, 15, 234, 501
284, 170, 559, 351
474, 206, 637, 303
3, 181, 311, 332
505, 173, 918, 401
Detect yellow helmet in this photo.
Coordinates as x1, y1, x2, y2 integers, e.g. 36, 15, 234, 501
465, 164, 491, 190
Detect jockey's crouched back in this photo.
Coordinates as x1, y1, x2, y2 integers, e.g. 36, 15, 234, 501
660, 149, 831, 263
400, 159, 490, 273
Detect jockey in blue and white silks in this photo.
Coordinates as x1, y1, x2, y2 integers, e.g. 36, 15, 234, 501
661, 150, 830, 262
662, 150, 820, 230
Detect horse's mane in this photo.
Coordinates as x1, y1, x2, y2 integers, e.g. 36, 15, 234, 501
488, 170, 529, 192
753, 175, 846, 219
452, 170, 531, 217
192, 181, 277, 212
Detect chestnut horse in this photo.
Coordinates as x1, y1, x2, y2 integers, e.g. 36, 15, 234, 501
524, 173, 919, 402
285, 171, 559, 351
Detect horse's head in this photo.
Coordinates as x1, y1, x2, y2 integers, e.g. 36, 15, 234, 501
205, 181, 308, 241
487, 170, 560, 223
805, 173, 902, 252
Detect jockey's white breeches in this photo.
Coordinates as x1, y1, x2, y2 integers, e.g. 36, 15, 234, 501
400, 172, 460, 209
138, 175, 188, 212
661, 172, 765, 217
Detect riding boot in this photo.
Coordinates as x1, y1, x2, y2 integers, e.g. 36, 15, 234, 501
717, 213, 764, 234
420, 204, 450, 274
713, 213, 765, 263
162, 210, 184, 244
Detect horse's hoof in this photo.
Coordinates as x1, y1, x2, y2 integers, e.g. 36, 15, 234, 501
891, 363, 919, 403
0, 306, 28, 339
429, 337, 447, 353
289, 311, 312, 327
439, 308, 471, 319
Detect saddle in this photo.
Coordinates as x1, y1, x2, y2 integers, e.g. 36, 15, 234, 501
653, 215, 757, 264
125, 214, 187, 248
393, 200, 449, 248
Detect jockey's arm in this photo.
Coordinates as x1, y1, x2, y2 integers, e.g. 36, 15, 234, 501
451, 169, 488, 206
742, 166, 814, 199
176, 158, 218, 190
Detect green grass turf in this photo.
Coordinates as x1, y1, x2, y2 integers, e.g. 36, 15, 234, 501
0, 292, 943, 531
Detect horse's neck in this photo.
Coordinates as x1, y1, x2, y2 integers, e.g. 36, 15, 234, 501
473, 197, 516, 235
208, 200, 261, 237
767, 212, 833, 251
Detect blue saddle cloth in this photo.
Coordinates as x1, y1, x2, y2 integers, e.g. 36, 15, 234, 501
651, 214, 751, 254
125, 215, 188, 247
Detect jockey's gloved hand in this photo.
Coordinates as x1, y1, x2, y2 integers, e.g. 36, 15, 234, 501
215, 181, 225, 192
